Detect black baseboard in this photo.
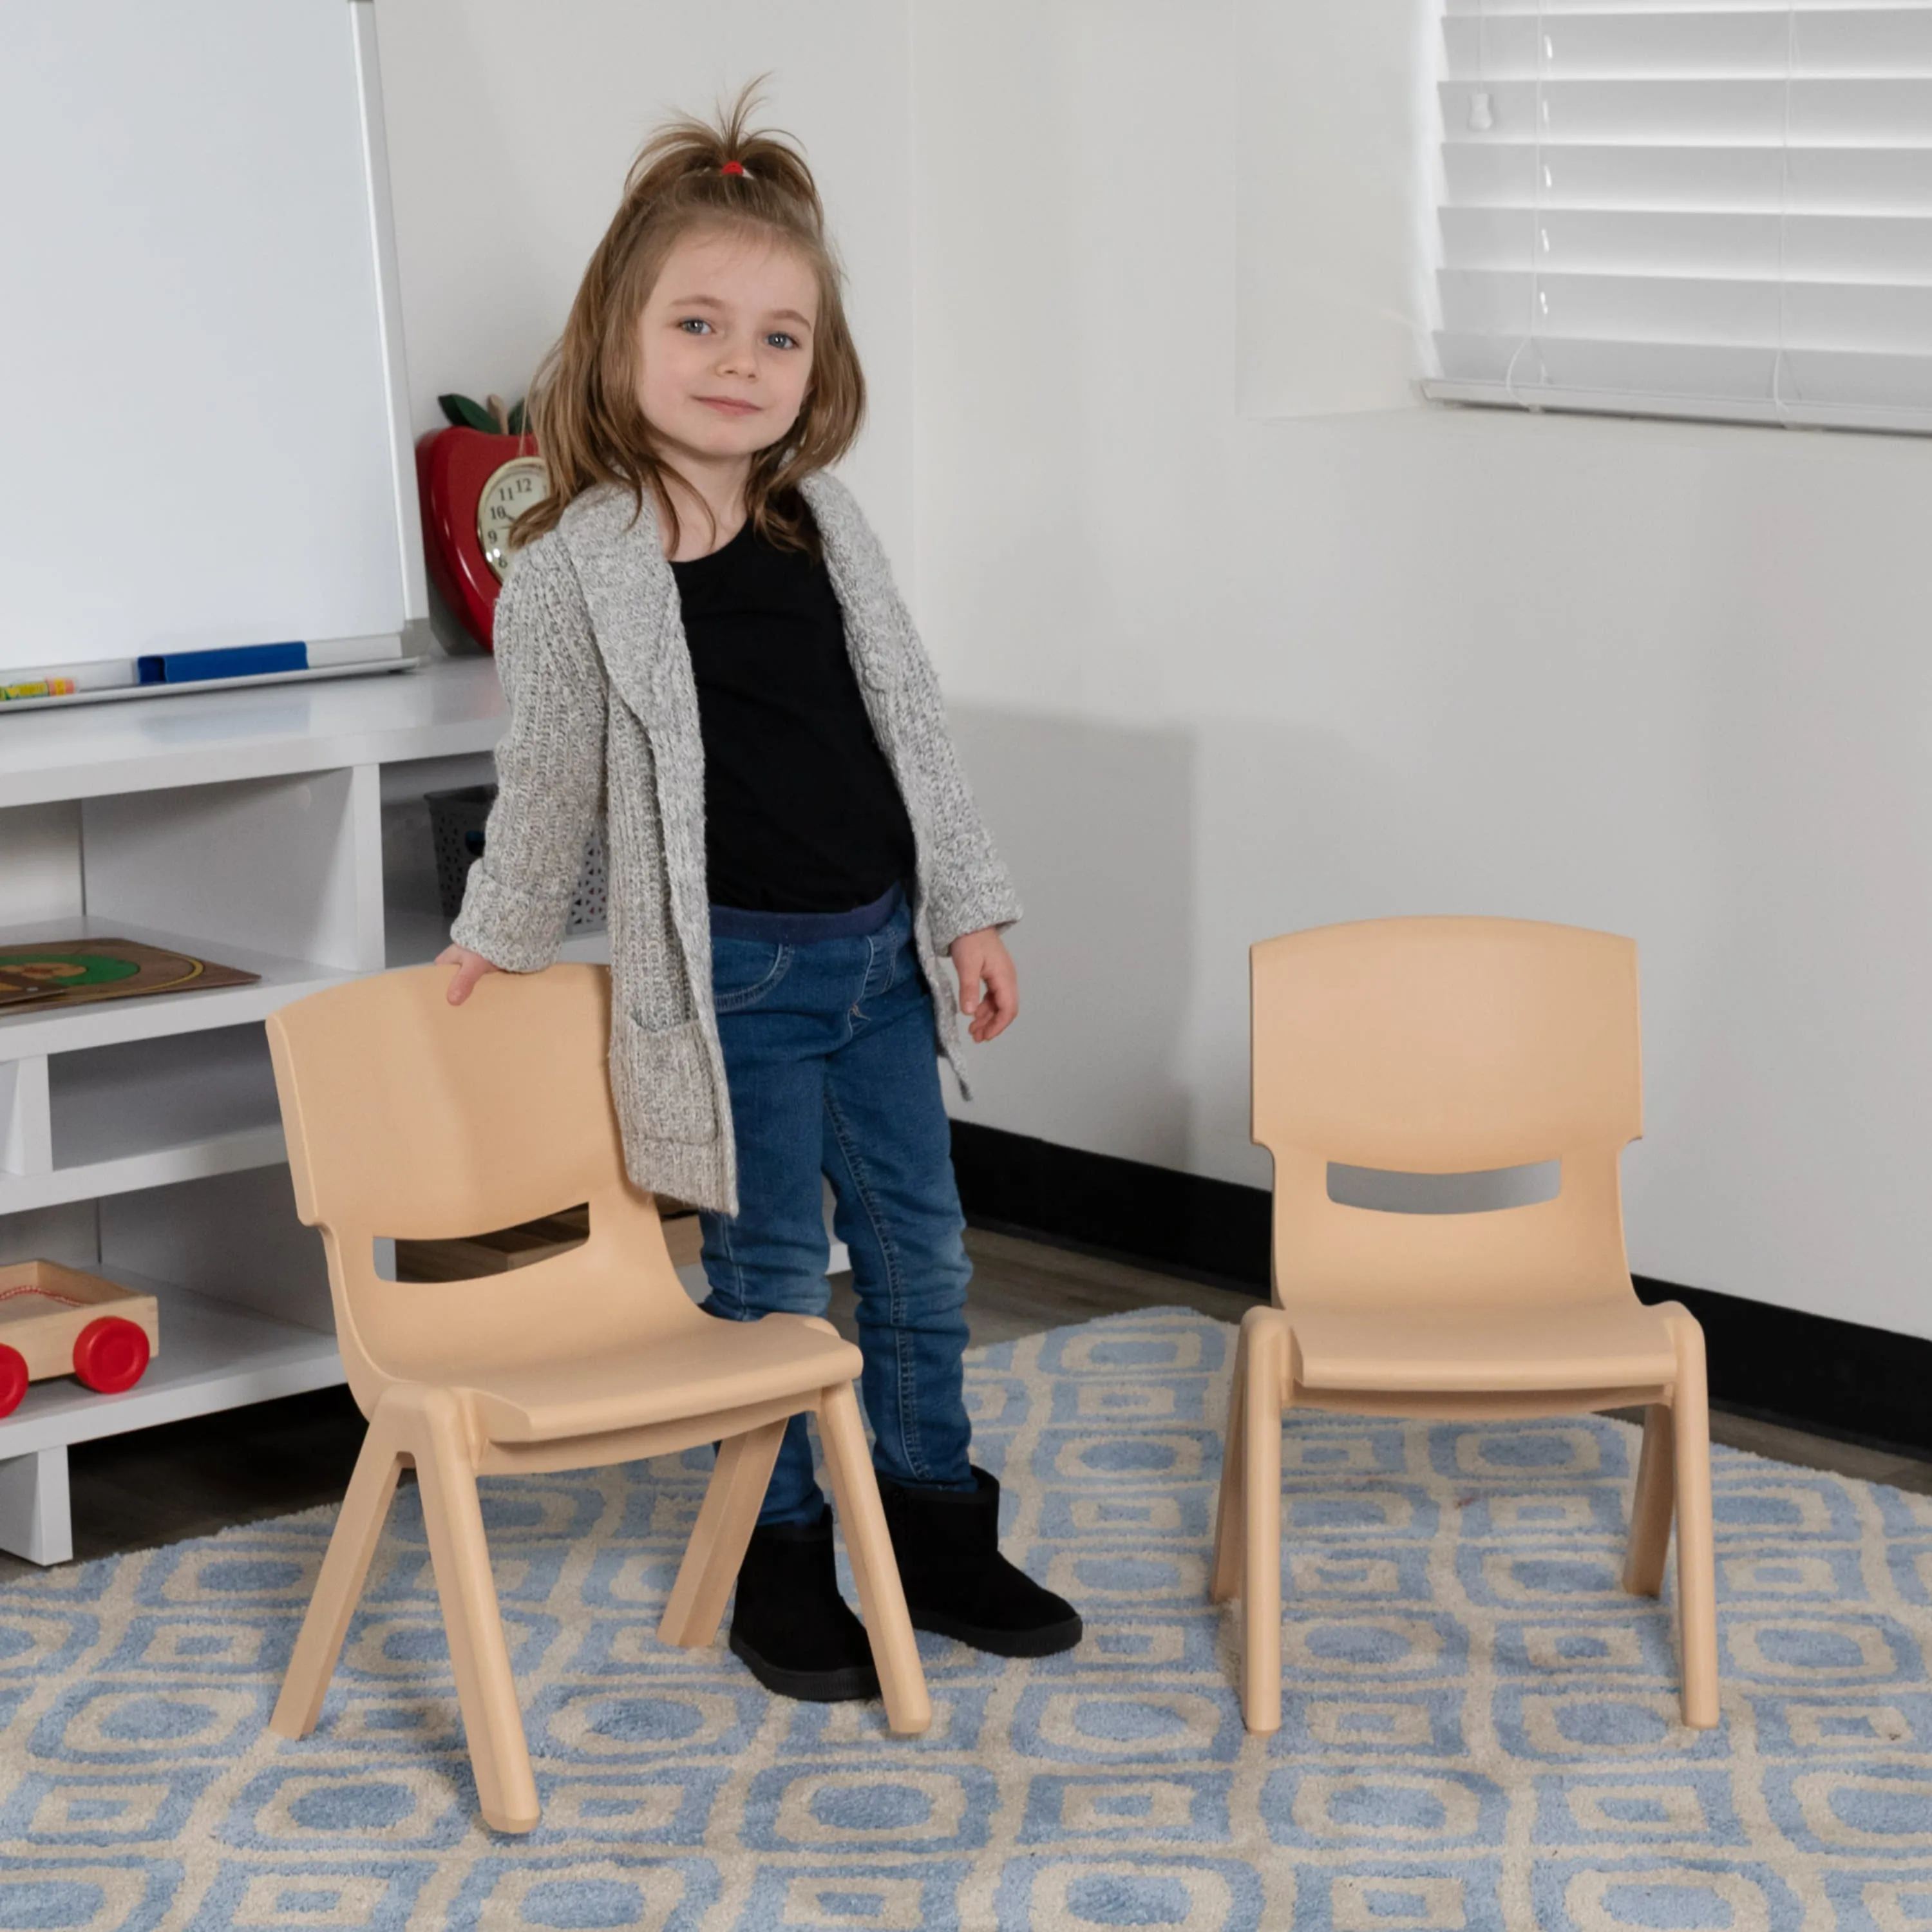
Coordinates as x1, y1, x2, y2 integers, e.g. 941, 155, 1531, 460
951, 1121, 1932, 1462
950, 1121, 1274, 1296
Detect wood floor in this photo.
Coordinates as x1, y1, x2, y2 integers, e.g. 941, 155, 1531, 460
8, 1226, 1926, 1582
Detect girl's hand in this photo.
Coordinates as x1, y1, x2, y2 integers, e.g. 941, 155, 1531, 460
949, 927, 1018, 1044
436, 944, 502, 1006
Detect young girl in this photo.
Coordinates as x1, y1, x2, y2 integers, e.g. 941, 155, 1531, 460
438, 91, 1080, 1702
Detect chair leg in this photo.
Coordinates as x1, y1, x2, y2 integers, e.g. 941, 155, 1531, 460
658, 1418, 788, 1649
1238, 1307, 1289, 1736
1209, 1319, 1248, 1605
1666, 1312, 1719, 1729
1624, 1401, 1676, 1598
271, 1403, 406, 1739
817, 1379, 933, 1738
406, 1387, 541, 1833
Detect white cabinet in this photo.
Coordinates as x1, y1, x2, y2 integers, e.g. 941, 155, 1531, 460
0, 660, 591, 1563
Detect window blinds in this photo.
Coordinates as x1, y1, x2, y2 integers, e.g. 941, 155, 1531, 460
1426, 0, 1932, 433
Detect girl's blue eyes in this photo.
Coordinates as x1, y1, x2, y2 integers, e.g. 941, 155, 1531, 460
676, 318, 800, 350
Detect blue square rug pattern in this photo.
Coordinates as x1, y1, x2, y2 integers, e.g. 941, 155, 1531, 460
0, 1307, 1928, 1930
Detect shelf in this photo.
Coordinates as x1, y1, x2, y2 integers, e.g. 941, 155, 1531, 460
0, 916, 359, 1059
0, 1269, 341, 1461
0, 1130, 287, 1218
0, 1028, 287, 1215
53, 1027, 279, 1165
0, 907, 614, 1205
0, 656, 507, 809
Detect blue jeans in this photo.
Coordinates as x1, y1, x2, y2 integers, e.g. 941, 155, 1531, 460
698, 890, 976, 1526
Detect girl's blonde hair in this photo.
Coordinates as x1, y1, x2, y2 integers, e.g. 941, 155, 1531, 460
511, 82, 864, 557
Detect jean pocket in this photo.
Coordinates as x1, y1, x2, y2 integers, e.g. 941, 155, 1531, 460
712, 936, 791, 1012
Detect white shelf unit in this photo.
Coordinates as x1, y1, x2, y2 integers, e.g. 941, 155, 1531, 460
19, 1016, 289, 1215
0, 659, 513, 1564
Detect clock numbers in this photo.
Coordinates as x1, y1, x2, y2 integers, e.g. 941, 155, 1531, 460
476, 457, 549, 582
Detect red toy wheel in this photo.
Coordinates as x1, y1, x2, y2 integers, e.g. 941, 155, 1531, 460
0, 1345, 26, 1417
72, 1317, 149, 1394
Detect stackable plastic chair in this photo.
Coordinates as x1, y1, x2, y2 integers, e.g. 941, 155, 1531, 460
1211, 917, 1716, 1736
265, 963, 929, 1832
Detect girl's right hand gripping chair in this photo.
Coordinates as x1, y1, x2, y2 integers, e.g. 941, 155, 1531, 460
265, 963, 929, 1833
1212, 917, 1718, 1736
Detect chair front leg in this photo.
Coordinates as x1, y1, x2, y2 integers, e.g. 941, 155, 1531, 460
271, 1400, 407, 1739
1209, 1320, 1249, 1605
817, 1379, 932, 1738
406, 1386, 541, 1833
1664, 1311, 1719, 1729
1238, 1307, 1291, 1736
659, 1418, 788, 1649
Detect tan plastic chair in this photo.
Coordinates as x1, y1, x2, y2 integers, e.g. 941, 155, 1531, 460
265, 963, 930, 1833
1211, 916, 1716, 1736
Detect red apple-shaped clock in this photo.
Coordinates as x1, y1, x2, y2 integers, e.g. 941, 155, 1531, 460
416, 393, 548, 650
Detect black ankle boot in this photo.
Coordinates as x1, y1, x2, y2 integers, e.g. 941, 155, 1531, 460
728, 1506, 880, 1702
878, 1466, 1082, 1658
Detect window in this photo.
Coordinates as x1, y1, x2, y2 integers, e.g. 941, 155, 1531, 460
1425, 0, 1932, 433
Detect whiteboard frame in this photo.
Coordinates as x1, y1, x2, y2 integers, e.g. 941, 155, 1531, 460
351, 0, 430, 627
0, 655, 424, 716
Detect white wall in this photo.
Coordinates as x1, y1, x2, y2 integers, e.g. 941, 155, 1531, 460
372, 3, 1932, 1343
372, 0, 916, 641
1235, 0, 1437, 419
912, 3, 1932, 1341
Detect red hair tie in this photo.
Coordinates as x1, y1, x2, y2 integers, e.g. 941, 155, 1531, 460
721, 160, 746, 176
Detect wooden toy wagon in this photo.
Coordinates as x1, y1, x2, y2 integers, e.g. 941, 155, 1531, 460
0, 1261, 157, 1416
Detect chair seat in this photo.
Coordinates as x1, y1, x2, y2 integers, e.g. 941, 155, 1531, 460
446, 1312, 863, 1443
1284, 1297, 1680, 1394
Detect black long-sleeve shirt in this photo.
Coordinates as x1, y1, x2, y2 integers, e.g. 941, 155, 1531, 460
670, 509, 916, 914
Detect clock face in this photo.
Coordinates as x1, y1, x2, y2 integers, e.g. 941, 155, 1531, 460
476, 456, 549, 582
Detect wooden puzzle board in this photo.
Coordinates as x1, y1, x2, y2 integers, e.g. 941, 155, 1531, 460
0, 938, 260, 1011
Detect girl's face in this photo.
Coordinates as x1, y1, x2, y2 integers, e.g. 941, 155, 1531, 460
634, 227, 819, 471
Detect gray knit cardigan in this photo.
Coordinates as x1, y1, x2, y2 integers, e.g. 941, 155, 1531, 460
449, 470, 1021, 1217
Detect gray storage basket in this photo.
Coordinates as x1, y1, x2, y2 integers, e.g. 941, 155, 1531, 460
426, 785, 607, 935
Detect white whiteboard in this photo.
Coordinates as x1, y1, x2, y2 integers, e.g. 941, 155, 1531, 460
0, 0, 422, 676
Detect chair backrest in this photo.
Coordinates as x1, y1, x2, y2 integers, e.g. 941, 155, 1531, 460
267, 963, 698, 1411
1250, 917, 1643, 1308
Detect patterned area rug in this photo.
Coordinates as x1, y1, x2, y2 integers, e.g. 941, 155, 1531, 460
0, 1307, 1929, 1931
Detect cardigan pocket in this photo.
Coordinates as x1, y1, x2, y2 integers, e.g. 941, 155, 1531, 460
612, 1012, 719, 1146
